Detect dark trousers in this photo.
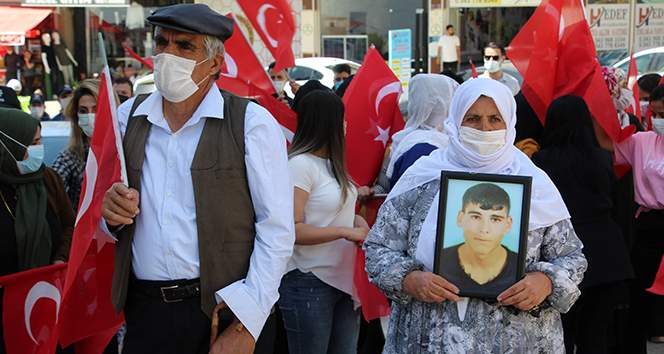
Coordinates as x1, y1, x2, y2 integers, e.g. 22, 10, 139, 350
442, 61, 458, 73
122, 282, 276, 354
627, 210, 664, 353
562, 282, 630, 354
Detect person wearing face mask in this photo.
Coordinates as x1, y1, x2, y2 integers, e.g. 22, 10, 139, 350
601, 84, 664, 350
480, 43, 520, 96
100, 4, 294, 354
29, 94, 50, 121
52, 85, 73, 121
269, 61, 297, 106
386, 74, 459, 187
638, 73, 662, 128
363, 78, 586, 353
0, 108, 75, 353
113, 77, 134, 104
51, 80, 99, 210
532, 96, 633, 354
332, 63, 352, 92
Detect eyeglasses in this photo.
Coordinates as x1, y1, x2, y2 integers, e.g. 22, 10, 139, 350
484, 55, 500, 61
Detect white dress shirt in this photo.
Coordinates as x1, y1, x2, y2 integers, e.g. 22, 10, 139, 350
112, 86, 295, 339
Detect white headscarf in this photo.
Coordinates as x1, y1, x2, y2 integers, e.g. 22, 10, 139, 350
386, 74, 459, 178
387, 78, 570, 271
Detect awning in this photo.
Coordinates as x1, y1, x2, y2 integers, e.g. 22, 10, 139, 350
0, 6, 52, 45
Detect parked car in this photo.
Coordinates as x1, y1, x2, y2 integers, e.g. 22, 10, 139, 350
612, 47, 664, 77
41, 121, 71, 166
282, 57, 361, 97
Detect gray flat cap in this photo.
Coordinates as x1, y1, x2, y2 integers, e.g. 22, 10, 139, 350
147, 4, 234, 42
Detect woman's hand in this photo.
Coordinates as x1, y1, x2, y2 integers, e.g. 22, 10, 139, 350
342, 227, 369, 243
357, 186, 374, 201
497, 272, 552, 311
403, 270, 460, 303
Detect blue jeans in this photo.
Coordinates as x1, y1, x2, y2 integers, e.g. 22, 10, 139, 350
278, 270, 360, 354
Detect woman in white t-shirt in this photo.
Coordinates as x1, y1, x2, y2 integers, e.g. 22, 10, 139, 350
278, 90, 369, 354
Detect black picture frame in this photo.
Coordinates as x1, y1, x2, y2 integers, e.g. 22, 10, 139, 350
433, 170, 532, 299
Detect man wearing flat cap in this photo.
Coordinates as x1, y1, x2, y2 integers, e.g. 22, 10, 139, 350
101, 4, 295, 354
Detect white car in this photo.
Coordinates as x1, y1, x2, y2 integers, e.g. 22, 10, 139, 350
612, 47, 664, 77
281, 57, 361, 97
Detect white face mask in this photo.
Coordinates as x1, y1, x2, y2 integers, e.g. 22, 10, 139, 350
153, 53, 209, 103
273, 80, 286, 93
30, 106, 44, 119
484, 59, 502, 73
652, 118, 664, 136
458, 126, 506, 155
78, 113, 95, 137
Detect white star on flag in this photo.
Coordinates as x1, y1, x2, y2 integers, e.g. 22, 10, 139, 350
374, 125, 391, 148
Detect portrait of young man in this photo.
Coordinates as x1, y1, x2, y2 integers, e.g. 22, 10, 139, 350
439, 182, 520, 297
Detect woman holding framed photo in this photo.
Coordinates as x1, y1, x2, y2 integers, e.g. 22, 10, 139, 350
363, 78, 587, 353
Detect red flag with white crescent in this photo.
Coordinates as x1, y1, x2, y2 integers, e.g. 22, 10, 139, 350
0, 263, 67, 354
343, 47, 404, 187
57, 67, 125, 351
236, 0, 295, 72
625, 52, 642, 122
508, 0, 622, 141
217, 13, 276, 97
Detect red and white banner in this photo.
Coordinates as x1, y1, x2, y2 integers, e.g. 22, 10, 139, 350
0, 264, 67, 354
217, 13, 276, 98
236, 0, 295, 72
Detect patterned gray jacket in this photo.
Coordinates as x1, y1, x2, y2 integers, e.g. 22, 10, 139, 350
363, 180, 587, 354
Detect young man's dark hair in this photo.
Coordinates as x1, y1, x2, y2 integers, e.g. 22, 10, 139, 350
333, 63, 352, 75
462, 183, 511, 214
638, 74, 662, 97
446, 24, 454, 30
652, 84, 664, 103
484, 42, 503, 55
113, 77, 134, 95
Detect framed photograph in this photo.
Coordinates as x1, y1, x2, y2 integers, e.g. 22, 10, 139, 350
433, 171, 532, 299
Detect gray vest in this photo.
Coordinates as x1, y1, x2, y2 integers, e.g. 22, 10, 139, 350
111, 90, 256, 317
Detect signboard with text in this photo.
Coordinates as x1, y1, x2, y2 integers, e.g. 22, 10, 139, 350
388, 29, 411, 96
635, 4, 664, 51
450, 0, 540, 8
587, 4, 630, 51
0, 33, 24, 46
22, 0, 127, 6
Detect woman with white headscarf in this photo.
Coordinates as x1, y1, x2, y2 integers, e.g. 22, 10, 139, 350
363, 79, 587, 353
386, 74, 459, 187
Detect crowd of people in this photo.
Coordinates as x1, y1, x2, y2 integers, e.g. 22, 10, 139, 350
0, 3, 663, 354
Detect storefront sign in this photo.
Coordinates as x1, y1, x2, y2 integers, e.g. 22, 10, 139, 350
22, 0, 128, 7
635, 4, 664, 51
388, 29, 411, 95
0, 32, 24, 46
586, 4, 630, 51
449, 0, 540, 8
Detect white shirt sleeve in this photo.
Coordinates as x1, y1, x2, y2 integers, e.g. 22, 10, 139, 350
214, 102, 295, 340
454, 36, 461, 47
289, 155, 316, 193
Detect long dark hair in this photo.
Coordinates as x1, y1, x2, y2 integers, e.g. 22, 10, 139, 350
289, 90, 352, 203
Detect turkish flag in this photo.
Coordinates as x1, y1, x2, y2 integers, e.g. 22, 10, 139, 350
0, 263, 67, 354
255, 89, 297, 143
343, 47, 404, 187
122, 44, 153, 71
508, 0, 621, 142
647, 255, 664, 295
625, 52, 642, 122
216, 14, 276, 98
57, 68, 124, 351
236, 0, 295, 72
470, 60, 478, 78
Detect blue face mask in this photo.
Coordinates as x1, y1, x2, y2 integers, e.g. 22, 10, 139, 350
0, 130, 45, 175
333, 81, 343, 91
78, 113, 95, 137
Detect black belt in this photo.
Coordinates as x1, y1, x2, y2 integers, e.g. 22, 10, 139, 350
130, 277, 201, 303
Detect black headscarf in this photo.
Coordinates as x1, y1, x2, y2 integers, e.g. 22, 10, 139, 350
291, 80, 331, 112
0, 108, 51, 270
515, 92, 543, 143
539, 95, 599, 149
